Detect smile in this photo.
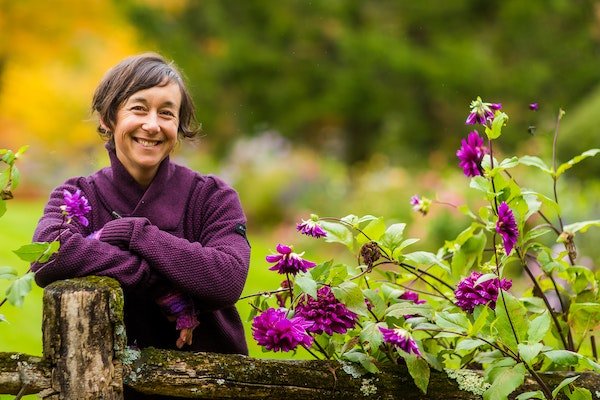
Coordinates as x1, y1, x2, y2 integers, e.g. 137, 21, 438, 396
134, 138, 162, 147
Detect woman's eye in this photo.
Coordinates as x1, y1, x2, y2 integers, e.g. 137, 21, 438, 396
130, 105, 146, 112
160, 110, 176, 117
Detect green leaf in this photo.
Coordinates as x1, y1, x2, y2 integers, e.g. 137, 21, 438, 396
544, 350, 579, 367
434, 311, 470, 333
551, 375, 581, 399
13, 241, 60, 263
518, 343, 544, 364
332, 281, 368, 316
470, 306, 491, 336
10, 166, 20, 190
404, 251, 450, 273
360, 321, 383, 350
5, 272, 35, 307
0, 266, 18, 280
357, 217, 386, 245
484, 111, 509, 140
320, 220, 354, 250
0, 314, 6, 323
562, 220, 600, 235
518, 156, 552, 174
341, 350, 379, 374
455, 338, 487, 352
385, 302, 433, 319
483, 362, 526, 400
294, 272, 317, 299
494, 291, 529, 353
0, 198, 5, 218
379, 223, 406, 251
405, 355, 430, 394
565, 387, 592, 400
555, 149, 600, 177
15, 145, 29, 158
527, 311, 551, 343
470, 175, 491, 193
515, 391, 546, 400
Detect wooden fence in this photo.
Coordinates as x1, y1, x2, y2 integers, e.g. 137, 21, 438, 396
0, 276, 598, 399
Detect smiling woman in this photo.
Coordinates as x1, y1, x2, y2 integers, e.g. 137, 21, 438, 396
30, 53, 252, 399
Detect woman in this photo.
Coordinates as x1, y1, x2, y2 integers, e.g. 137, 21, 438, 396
32, 53, 251, 396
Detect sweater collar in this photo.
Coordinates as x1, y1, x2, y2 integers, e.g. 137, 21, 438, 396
93, 146, 192, 231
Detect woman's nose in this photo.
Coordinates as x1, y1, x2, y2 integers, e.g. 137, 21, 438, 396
142, 112, 160, 133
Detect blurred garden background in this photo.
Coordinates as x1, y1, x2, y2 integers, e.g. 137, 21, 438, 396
1, 0, 599, 379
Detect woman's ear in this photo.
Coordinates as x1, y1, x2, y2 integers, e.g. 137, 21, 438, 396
98, 118, 111, 134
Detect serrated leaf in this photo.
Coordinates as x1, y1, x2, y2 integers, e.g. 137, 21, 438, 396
404, 251, 450, 273
434, 312, 470, 333
528, 311, 551, 343
566, 387, 592, 400
385, 302, 433, 319
470, 175, 491, 193
357, 217, 386, 245
556, 148, 600, 177
10, 166, 20, 190
379, 223, 406, 251
342, 350, 380, 374
5, 272, 35, 307
543, 350, 579, 367
294, 272, 317, 299
483, 362, 526, 400
455, 338, 487, 352
485, 111, 508, 140
405, 355, 430, 394
332, 281, 368, 316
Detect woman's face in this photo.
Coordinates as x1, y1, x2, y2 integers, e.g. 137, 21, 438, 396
112, 82, 182, 187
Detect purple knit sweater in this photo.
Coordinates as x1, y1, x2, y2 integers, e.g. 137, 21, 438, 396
32, 149, 251, 354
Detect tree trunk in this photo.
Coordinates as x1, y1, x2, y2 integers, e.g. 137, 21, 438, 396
42, 276, 126, 399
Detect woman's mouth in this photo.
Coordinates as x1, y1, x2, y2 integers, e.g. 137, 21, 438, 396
134, 138, 162, 147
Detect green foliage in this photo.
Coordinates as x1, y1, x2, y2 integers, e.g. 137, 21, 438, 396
247, 100, 599, 398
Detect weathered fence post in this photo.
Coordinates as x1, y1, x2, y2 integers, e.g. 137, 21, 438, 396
41, 276, 126, 399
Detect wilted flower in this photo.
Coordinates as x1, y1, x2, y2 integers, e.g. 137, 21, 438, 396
379, 326, 421, 356
360, 241, 381, 269
529, 102, 539, 111
455, 271, 513, 313
496, 202, 519, 255
297, 216, 327, 238
295, 286, 358, 335
266, 244, 317, 275
60, 189, 91, 226
456, 131, 488, 177
252, 308, 313, 352
410, 195, 432, 216
466, 96, 502, 125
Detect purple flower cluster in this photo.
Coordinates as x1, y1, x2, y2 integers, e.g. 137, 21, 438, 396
60, 189, 91, 226
496, 202, 519, 255
266, 244, 317, 275
455, 271, 513, 313
466, 97, 502, 125
252, 308, 313, 352
297, 218, 327, 238
379, 327, 421, 356
295, 286, 358, 335
456, 131, 488, 177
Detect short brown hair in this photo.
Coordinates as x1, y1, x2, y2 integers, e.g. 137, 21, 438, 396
92, 53, 200, 147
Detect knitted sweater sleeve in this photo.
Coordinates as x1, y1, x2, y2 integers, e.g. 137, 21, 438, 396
31, 180, 155, 290
98, 177, 250, 310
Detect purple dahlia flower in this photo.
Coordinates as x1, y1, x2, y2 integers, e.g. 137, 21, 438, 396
379, 326, 421, 356
496, 202, 519, 255
399, 290, 426, 318
296, 217, 327, 238
466, 97, 502, 125
60, 189, 91, 226
251, 308, 313, 352
456, 131, 488, 177
295, 286, 358, 336
529, 102, 539, 111
455, 271, 513, 313
266, 244, 316, 275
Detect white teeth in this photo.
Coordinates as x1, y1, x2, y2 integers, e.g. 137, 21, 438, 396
136, 138, 160, 147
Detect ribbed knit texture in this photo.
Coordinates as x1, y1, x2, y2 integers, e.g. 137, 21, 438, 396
32, 147, 251, 355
